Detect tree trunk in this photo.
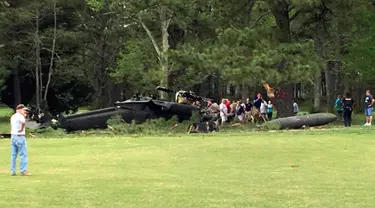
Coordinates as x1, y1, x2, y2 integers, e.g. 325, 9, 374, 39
38, 5, 43, 108
214, 73, 221, 103
94, 0, 110, 108
343, 73, 350, 95
12, 64, 21, 108
312, 22, 326, 113
333, 61, 341, 96
268, 0, 293, 117
313, 70, 321, 112
273, 84, 294, 118
159, 5, 171, 99
35, 7, 41, 111
43, 0, 57, 106
138, 5, 171, 100
241, 82, 249, 100
333, 28, 342, 97
270, 0, 291, 43
325, 63, 333, 109
235, 84, 241, 99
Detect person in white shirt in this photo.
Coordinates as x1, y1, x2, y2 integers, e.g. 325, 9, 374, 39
260, 100, 267, 115
293, 101, 299, 115
259, 100, 268, 123
10, 104, 31, 176
219, 99, 228, 125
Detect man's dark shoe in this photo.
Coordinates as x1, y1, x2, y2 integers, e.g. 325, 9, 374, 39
11, 173, 16, 176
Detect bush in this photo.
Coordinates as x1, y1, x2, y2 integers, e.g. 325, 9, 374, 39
105, 111, 202, 136
27, 126, 68, 138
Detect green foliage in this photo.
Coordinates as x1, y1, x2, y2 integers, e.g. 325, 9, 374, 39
171, 25, 321, 87
343, 11, 375, 82
1, 0, 375, 112
106, 115, 194, 136
111, 39, 163, 93
85, 0, 105, 12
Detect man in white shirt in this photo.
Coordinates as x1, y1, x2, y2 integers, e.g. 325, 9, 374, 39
219, 99, 228, 125
10, 104, 31, 176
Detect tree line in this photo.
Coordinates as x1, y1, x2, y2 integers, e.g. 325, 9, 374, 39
0, 0, 374, 116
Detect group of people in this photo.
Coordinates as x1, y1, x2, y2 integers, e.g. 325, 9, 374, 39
334, 90, 374, 127
204, 93, 275, 125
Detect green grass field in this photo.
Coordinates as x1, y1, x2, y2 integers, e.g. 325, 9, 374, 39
1, 128, 375, 208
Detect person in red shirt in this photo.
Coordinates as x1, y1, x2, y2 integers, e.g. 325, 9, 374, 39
225, 99, 231, 114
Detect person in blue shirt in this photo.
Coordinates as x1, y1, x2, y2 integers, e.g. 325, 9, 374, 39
334, 95, 343, 120
253, 93, 263, 110
267, 100, 273, 120
364, 90, 374, 126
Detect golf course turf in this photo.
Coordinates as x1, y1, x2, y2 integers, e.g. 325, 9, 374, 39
1, 129, 375, 208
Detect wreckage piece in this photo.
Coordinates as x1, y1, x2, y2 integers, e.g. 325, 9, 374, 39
115, 97, 194, 121
57, 107, 129, 131
264, 113, 337, 130
56, 97, 195, 132
156, 86, 214, 103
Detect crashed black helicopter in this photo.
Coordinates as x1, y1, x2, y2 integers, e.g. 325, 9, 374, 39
50, 87, 214, 132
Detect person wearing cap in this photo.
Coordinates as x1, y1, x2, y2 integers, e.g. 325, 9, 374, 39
10, 104, 31, 176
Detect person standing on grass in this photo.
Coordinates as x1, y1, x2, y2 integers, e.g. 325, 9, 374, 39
342, 93, 355, 127
244, 98, 253, 112
334, 95, 343, 120
219, 99, 228, 126
260, 100, 268, 123
293, 100, 299, 116
244, 98, 253, 122
364, 90, 374, 126
267, 100, 273, 120
10, 104, 31, 176
253, 93, 263, 110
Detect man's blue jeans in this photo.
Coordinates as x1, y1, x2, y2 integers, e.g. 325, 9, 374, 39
10, 135, 28, 174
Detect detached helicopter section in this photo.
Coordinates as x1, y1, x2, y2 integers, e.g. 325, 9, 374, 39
52, 87, 203, 132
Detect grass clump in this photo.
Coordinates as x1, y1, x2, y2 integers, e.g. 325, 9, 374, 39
262, 122, 281, 131
105, 112, 201, 136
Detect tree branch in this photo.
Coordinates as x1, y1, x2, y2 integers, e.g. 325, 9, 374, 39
41, 47, 61, 61
137, 13, 161, 60
251, 11, 272, 28
308, 78, 316, 86
34, 6, 41, 112
43, 0, 57, 102
289, 10, 301, 22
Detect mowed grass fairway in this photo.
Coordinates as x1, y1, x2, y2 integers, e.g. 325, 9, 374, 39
1, 130, 375, 207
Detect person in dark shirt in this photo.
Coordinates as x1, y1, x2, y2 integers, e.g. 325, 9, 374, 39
245, 98, 253, 112
253, 93, 263, 109
342, 92, 355, 127
236, 101, 245, 122
364, 90, 374, 126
